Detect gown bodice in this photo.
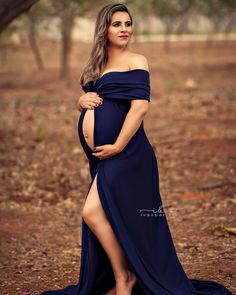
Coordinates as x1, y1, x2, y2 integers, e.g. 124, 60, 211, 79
81, 69, 151, 102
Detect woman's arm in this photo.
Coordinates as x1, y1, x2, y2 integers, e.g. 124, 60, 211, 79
114, 54, 150, 152
114, 100, 149, 152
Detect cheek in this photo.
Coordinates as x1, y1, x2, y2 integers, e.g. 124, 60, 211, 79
127, 26, 133, 34
108, 28, 117, 40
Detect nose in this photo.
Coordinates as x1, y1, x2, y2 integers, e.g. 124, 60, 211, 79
121, 24, 127, 32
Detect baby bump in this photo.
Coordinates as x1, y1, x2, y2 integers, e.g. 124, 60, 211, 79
82, 109, 95, 150
79, 99, 129, 152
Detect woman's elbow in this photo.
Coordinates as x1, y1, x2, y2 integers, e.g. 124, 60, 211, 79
130, 100, 149, 115
131, 105, 149, 118
142, 104, 149, 115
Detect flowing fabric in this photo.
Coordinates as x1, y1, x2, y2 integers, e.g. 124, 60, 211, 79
40, 69, 233, 295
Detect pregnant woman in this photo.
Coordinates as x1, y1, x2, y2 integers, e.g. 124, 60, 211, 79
40, 3, 233, 295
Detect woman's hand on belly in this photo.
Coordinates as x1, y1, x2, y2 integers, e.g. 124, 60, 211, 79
92, 144, 121, 160
77, 91, 103, 111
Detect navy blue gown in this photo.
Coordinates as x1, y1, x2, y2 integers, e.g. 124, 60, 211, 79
40, 69, 233, 295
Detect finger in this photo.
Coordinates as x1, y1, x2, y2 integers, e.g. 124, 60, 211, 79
88, 95, 102, 102
97, 93, 103, 100
87, 100, 100, 107
93, 102, 101, 107
94, 99, 103, 105
92, 150, 102, 154
94, 146, 104, 151
85, 104, 94, 110
92, 101, 100, 107
87, 102, 96, 108
96, 94, 103, 101
93, 148, 105, 154
89, 103, 97, 109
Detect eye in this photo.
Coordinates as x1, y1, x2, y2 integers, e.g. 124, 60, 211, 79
113, 22, 132, 27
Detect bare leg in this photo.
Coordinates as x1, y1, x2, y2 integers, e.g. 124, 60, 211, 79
82, 173, 137, 294
82, 108, 137, 294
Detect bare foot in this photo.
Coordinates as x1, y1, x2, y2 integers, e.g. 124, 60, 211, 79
105, 286, 116, 295
115, 270, 137, 295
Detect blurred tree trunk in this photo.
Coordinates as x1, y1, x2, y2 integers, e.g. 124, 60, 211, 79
163, 18, 173, 51
48, 0, 101, 84
59, 9, 74, 81
0, 0, 39, 33
224, 11, 236, 34
27, 14, 44, 70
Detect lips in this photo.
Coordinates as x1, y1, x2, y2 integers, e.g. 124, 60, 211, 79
118, 35, 128, 38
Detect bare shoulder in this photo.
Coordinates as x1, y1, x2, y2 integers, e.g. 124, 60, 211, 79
128, 53, 149, 71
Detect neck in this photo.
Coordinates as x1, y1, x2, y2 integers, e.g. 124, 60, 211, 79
107, 44, 128, 60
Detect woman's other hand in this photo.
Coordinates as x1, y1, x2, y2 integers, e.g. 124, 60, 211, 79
91, 144, 121, 160
77, 92, 103, 112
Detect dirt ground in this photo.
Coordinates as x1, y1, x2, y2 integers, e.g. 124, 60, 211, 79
0, 40, 235, 295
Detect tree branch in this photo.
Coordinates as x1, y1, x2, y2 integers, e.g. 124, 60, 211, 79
0, 0, 39, 33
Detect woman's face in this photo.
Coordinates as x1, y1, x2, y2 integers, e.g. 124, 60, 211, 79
107, 11, 132, 47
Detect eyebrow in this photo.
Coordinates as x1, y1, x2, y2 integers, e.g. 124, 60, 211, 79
112, 20, 131, 24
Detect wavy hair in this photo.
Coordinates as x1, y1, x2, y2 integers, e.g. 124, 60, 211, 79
80, 3, 133, 87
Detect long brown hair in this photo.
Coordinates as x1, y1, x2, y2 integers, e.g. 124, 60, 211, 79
80, 3, 133, 87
